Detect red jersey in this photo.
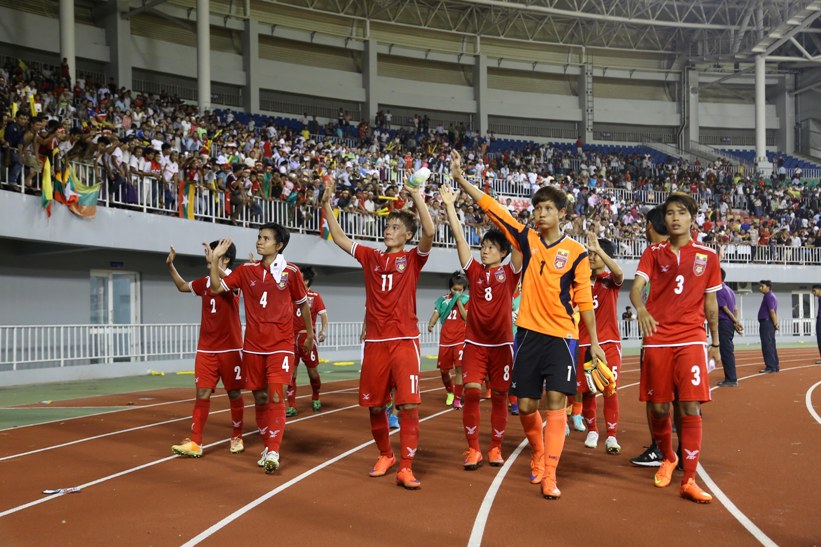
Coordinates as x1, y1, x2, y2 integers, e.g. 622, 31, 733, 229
636, 240, 722, 346
578, 272, 621, 347
463, 258, 520, 346
189, 274, 243, 352
434, 293, 469, 347
220, 257, 308, 353
293, 289, 327, 334
351, 243, 429, 341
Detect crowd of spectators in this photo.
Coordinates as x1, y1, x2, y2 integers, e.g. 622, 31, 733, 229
2, 56, 821, 259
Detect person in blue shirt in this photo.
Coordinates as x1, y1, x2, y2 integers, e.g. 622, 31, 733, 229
716, 269, 744, 387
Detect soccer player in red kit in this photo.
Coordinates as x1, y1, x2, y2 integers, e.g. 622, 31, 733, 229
210, 224, 314, 473
427, 271, 469, 409
630, 193, 721, 503
167, 241, 245, 457
286, 266, 328, 416
321, 173, 434, 490
440, 183, 521, 469
576, 235, 624, 455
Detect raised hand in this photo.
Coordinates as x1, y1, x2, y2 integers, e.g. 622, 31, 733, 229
166, 245, 176, 265
321, 175, 336, 206
440, 183, 459, 206
586, 233, 601, 253
449, 150, 463, 178
201, 242, 214, 263
213, 238, 233, 259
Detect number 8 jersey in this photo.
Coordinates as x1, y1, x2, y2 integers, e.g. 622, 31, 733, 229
636, 240, 722, 346
463, 258, 521, 346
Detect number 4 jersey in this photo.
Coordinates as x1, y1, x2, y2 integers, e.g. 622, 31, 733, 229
190, 273, 243, 353
636, 240, 722, 346
463, 258, 521, 346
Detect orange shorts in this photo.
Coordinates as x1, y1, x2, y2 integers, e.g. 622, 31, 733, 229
437, 343, 464, 371
359, 339, 421, 407
576, 343, 622, 394
461, 343, 514, 392
243, 350, 294, 391
194, 350, 243, 391
639, 344, 712, 403
294, 332, 319, 369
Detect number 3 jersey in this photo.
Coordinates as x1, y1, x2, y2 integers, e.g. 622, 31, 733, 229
190, 272, 243, 353
352, 243, 429, 341
463, 258, 521, 346
636, 240, 722, 346
221, 256, 308, 353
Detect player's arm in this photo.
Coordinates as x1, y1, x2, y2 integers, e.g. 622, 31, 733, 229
209, 238, 234, 294
449, 150, 488, 204
733, 305, 744, 334
587, 233, 623, 285
769, 304, 779, 331
630, 275, 657, 336
404, 172, 434, 253
427, 309, 440, 333
575, 257, 606, 366
165, 245, 191, 292
510, 246, 523, 273
299, 300, 315, 352
359, 314, 367, 342
318, 311, 328, 343
440, 183, 473, 267
704, 291, 721, 366
320, 175, 354, 255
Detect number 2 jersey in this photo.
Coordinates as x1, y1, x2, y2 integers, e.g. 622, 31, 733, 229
351, 243, 429, 341
578, 272, 622, 347
636, 240, 722, 346
220, 257, 308, 353
463, 258, 520, 346
189, 272, 243, 353
292, 289, 327, 334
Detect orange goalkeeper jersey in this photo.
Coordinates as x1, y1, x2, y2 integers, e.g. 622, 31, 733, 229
477, 195, 593, 340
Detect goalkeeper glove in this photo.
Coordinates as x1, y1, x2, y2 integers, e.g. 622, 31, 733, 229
583, 359, 615, 394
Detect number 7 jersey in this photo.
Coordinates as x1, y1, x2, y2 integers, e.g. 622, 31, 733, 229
636, 240, 722, 346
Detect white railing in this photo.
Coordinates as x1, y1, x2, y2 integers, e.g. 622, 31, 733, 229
0, 322, 441, 371
618, 318, 803, 341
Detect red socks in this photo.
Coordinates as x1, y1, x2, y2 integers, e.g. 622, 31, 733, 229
462, 388, 481, 450
603, 393, 619, 437
369, 410, 392, 457
286, 381, 296, 408
582, 394, 597, 432
229, 395, 244, 438
680, 415, 702, 483
254, 402, 270, 437
490, 392, 508, 449
267, 384, 286, 452
454, 383, 463, 400
310, 375, 321, 400
651, 414, 676, 462
398, 407, 419, 470
440, 370, 454, 393
543, 409, 567, 478
191, 398, 210, 445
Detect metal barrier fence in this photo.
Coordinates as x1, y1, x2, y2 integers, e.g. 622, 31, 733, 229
0, 322, 442, 372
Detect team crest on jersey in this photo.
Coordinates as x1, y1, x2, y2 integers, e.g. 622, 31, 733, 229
554, 249, 570, 270
494, 268, 506, 283
693, 253, 708, 276
278, 270, 289, 289
395, 256, 407, 273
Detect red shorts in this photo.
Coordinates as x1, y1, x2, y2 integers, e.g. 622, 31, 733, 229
576, 343, 622, 394
437, 343, 464, 371
359, 339, 421, 407
243, 350, 295, 391
639, 344, 712, 403
461, 343, 514, 392
194, 350, 244, 391
294, 332, 319, 369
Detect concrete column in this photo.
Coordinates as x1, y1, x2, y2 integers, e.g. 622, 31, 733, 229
196, 0, 211, 110
754, 54, 770, 172
686, 69, 700, 147
102, 0, 132, 90
579, 64, 594, 143
363, 39, 378, 124
473, 54, 487, 136
59, 0, 75, 83
242, 19, 260, 113
775, 75, 795, 154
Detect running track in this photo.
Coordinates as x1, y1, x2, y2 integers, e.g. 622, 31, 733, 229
0, 348, 819, 546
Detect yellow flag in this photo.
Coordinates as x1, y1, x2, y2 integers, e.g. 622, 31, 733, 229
29, 93, 37, 115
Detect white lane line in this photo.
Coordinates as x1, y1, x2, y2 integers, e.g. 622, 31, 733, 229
466, 381, 640, 547
0, 385, 446, 519
182, 406, 455, 547
805, 380, 821, 425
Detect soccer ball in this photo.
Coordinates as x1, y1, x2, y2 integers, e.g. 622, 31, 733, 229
407, 167, 431, 189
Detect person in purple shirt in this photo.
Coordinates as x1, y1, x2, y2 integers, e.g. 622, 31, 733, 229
716, 269, 744, 386
757, 280, 780, 373
813, 284, 821, 365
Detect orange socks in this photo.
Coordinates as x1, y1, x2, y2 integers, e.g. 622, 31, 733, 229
543, 409, 567, 478
519, 410, 544, 459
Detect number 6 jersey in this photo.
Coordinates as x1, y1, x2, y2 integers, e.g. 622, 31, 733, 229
463, 258, 520, 346
636, 240, 722, 346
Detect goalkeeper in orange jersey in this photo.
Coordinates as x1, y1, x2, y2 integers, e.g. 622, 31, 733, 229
575, 235, 623, 455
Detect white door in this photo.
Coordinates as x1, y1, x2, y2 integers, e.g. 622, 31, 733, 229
90, 271, 141, 361
791, 291, 813, 336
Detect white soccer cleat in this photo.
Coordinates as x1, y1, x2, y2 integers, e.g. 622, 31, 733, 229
605, 436, 621, 455
263, 450, 280, 474
257, 447, 268, 467
584, 431, 599, 449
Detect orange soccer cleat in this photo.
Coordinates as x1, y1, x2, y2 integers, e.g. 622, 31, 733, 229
680, 478, 713, 503
654, 454, 679, 488
368, 454, 397, 477
487, 446, 504, 467
541, 476, 561, 500
396, 468, 421, 490
463, 448, 484, 470
529, 452, 545, 484
172, 438, 203, 458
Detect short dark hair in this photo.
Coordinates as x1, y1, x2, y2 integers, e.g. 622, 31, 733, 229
386, 210, 418, 237
664, 192, 698, 218
531, 186, 567, 210
721, 268, 727, 282
448, 271, 469, 290
813, 284, 821, 290
646, 206, 668, 236
481, 229, 512, 259
300, 265, 316, 287
209, 239, 236, 268
260, 222, 290, 252
597, 238, 615, 259
760, 279, 772, 288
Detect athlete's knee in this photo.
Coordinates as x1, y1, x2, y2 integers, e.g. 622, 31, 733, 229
195, 388, 213, 400
464, 382, 482, 390
252, 390, 269, 405
544, 390, 567, 410
650, 403, 670, 418
678, 401, 701, 416
369, 406, 387, 415
517, 398, 539, 414
396, 403, 418, 410
226, 389, 242, 400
